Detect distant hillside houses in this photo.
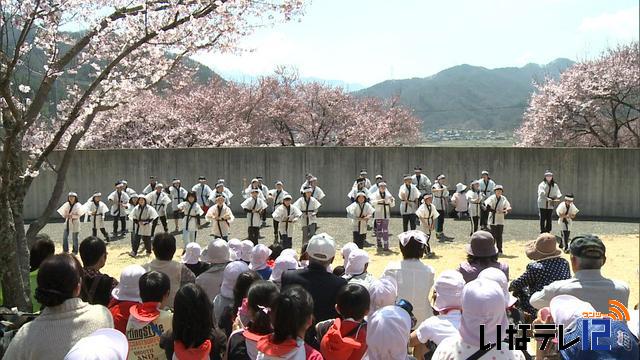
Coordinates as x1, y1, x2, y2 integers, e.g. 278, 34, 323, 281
425, 129, 509, 141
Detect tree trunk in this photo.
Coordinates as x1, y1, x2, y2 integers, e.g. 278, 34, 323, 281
0, 144, 32, 311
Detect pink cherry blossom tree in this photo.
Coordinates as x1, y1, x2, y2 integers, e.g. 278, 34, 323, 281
80, 68, 422, 148
0, 0, 305, 310
516, 42, 639, 148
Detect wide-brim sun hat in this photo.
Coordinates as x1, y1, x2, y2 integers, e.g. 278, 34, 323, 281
525, 233, 562, 260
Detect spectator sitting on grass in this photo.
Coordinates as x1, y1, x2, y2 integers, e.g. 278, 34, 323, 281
530, 234, 629, 313
509, 233, 570, 317
457, 230, 509, 283
4, 254, 114, 360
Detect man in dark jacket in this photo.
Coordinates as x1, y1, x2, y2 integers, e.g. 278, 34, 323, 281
281, 233, 347, 348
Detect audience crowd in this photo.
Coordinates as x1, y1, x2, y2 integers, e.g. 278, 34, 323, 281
1, 229, 638, 360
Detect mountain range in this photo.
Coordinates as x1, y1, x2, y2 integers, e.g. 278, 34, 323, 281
11, 21, 574, 134
356, 58, 575, 131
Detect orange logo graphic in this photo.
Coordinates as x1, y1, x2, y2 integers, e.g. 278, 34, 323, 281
582, 300, 630, 321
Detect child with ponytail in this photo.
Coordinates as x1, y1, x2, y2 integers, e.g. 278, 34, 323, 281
255, 285, 323, 359
227, 281, 279, 359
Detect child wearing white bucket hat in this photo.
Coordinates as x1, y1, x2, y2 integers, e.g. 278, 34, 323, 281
410, 270, 465, 358
182, 242, 209, 277
343, 248, 375, 290
196, 239, 231, 302
109, 265, 146, 334
64, 328, 129, 360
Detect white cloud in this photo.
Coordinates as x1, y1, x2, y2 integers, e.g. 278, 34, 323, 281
194, 31, 300, 76
578, 6, 639, 39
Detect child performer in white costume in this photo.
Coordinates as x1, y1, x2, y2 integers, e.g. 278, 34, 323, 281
272, 194, 302, 249
128, 195, 158, 257
206, 194, 235, 241
556, 193, 579, 253
369, 181, 395, 251
416, 194, 439, 257
294, 187, 322, 245
177, 191, 204, 246
84, 192, 110, 242
57, 192, 86, 254
346, 192, 375, 249
241, 188, 268, 245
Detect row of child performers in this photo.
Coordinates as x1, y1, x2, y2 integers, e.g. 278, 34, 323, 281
56, 179, 497, 259
53, 178, 325, 257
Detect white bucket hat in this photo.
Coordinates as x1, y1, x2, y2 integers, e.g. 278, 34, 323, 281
111, 265, 146, 303
269, 255, 299, 282
477, 267, 517, 307
345, 248, 369, 276
433, 270, 465, 312
182, 242, 202, 265
220, 261, 250, 298
64, 328, 128, 360
249, 244, 272, 271
204, 239, 230, 264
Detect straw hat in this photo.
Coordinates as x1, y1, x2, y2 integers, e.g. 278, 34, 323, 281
525, 233, 562, 260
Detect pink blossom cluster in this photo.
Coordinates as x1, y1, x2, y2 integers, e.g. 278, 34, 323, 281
516, 42, 639, 148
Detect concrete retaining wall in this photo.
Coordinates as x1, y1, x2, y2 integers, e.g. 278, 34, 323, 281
24, 147, 640, 221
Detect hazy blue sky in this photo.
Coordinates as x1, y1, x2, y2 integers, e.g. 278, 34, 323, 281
194, 0, 639, 86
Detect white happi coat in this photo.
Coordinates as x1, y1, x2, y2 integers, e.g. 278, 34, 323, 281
310, 186, 325, 201
465, 190, 483, 218
141, 183, 156, 195
192, 183, 213, 207
241, 196, 268, 228
432, 183, 449, 212
169, 185, 188, 209
108, 190, 130, 217
368, 183, 381, 195
484, 195, 511, 226
206, 204, 235, 237
243, 186, 267, 200
84, 200, 109, 229
268, 189, 290, 207
129, 205, 158, 236
177, 201, 204, 231
479, 178, 496, 198
346, 201, 375, 234
412, 174, 432, 193
221, 187, 233, 201
124, 187, 137, 198
450, 192, 469, 213
146, 190, 172, 217
347, 187, 368, 201
57, 202, 86, 233
209, 191, 231, 206
398, 183, 421, 215
299, 180, 311, 194
416, 203, 439, 235
272, 204, 302, 236
369, 189, 396, 219
293, 196, 321, 227
351, 178, 372, 190
537, 181, 562, 209
556, 202, 579, 231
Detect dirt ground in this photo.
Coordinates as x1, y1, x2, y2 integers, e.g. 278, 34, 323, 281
38, 217, 639, 306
